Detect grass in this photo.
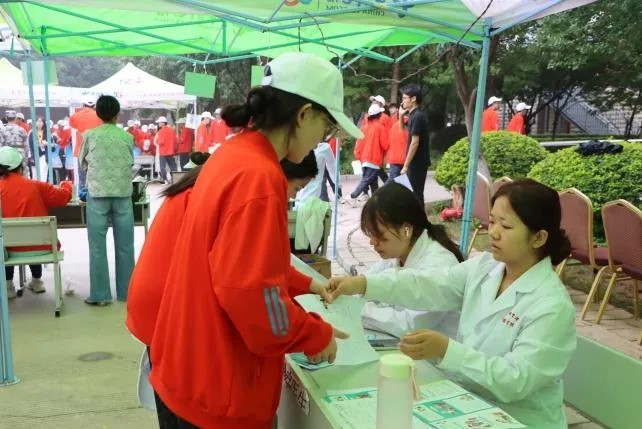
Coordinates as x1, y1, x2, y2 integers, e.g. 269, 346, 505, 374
425, 201, 640, 319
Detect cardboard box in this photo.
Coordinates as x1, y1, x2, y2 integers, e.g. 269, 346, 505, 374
297, 254, 331, 279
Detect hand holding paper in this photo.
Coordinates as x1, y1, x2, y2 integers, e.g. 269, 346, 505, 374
326, 275, 367, 303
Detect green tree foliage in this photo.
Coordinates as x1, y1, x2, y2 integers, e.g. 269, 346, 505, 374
435, 131, 547, 189
54, 57, 126, 87
528, 143, 642, 240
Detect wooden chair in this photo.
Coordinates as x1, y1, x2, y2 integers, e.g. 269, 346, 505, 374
467, 172, 492, 256
591, 200, 642, 324
492, 176, 512, 195
3, 216, 65, 317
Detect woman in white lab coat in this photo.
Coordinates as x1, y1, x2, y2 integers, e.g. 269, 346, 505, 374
359, 183, 464, 338
328, 179, 576, 428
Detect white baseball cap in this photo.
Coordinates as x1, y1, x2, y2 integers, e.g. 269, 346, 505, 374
201, 111, 213, 119
127, 120, 135, 127
0, 146, 23, 170
141, 125, 149, 132
177, 117, 187, 124
487, 96, 502, 106
214, 108, 222, 114
84, 97, 96, 107
369, 95, 386, 106
16, 112, 25, 120
155, 116, 168, 124
368, 103, 383, 116
261, 52, 363, 139
133, 120, 141, 126
516, 102, 532, 112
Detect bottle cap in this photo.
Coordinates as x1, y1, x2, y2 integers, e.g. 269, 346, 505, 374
379, 354, 413, 380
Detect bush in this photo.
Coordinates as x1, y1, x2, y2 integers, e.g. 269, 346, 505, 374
435, 131, 548, 189
528, 142, 642, 241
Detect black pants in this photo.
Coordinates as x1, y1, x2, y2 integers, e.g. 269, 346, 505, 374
159, 156, 178, 182
155, 391, 199, 429
54, 167, 67, 185
351, 167, 380, 199
377, 168, 388, 184
407, 164, 428, 206
5, 265, 42, 281
320, 169, 342, 202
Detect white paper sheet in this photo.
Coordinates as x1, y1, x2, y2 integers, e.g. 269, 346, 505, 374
394, 173, 414, 191
294, 294, 380, 366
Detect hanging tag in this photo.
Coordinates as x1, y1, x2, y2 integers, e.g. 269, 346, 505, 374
410, 364, 421, 402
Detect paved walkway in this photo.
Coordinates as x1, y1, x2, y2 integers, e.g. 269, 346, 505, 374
0, 175, 638, 428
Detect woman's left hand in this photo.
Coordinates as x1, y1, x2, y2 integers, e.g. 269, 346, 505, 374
400, 329, 449, 361
309, 279, 331, 302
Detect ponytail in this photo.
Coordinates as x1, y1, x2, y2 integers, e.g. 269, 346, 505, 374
425, 220, 465, 262
0, 164, 21, 178
547, 228, 572, 266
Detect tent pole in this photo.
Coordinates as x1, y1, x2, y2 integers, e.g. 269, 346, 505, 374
331, 58, 344, 260
41, 28, 54, 184
0, 197, 20, 387
25, 54, 40, 181
459, 19, 492, 256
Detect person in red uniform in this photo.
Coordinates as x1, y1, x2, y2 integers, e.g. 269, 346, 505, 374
386, 105, 409, 183
209, 107, 230, 147
176, 118, 194, 168
507, 102, 531, 135
154, 116, 178, 182
0, 146, 72, 299
145, 52, 363, 429
348, 104, 389, 205
15, 112, 30, 133
481, 96, 502, 132
69, 98, 102, 188
195, 111, 213, 153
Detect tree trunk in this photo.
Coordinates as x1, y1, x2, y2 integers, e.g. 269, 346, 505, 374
390, 61, 400, 105
450, 47, 474, 137
624, 89, 642, 139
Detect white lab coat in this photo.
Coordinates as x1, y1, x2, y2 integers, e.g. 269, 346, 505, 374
364, 252, 576, 428
361, 231, 460, 338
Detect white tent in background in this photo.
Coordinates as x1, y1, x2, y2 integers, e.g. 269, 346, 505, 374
0, 57, 84, 108
86, 62, 196, 109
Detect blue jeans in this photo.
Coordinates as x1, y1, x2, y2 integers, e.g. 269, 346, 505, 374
386, 164, 403, 183
350, 167, 380, 199
86, 195, 135, 302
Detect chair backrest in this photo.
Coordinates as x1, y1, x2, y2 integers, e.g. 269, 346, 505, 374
602, 200, 642, 278
492, 176, 512, 195
472, 172, 491, 227
559, 188, 595, 266
2, 216, 58, 255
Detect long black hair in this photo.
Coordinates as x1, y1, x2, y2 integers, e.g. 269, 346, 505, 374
361, 183, 464, 262
160, 152, 210, 197
492, 178, 571, 265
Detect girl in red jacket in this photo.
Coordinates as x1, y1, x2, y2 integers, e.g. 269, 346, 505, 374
144, 53, 362, 429
0, 146, 72, 299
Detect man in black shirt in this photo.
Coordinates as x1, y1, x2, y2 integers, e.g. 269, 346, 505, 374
399, 84, 430, 205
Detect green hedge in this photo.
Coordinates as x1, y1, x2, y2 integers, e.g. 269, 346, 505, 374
435, 131, 548, 189
528, 142, 642, 241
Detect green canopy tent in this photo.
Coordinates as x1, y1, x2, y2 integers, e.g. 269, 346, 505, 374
0, 0, 597, 387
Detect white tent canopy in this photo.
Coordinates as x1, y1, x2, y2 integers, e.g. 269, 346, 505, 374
0, 57, 84, 108
86, 62, 196, 109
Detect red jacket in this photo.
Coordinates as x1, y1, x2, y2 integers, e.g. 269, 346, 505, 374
195, 122, 211, 153
149, 131, 332, 429
69, 107, 102, 157
481, 107, 500, 132
0, 173, 72, 252
354, 117, 389, 166
155, 126, 177, 156
57, 127, 72, 150
387, 114, 408, 165
178, 127, 194, 154
507, 114, 526, 134
209, 119, 230, 144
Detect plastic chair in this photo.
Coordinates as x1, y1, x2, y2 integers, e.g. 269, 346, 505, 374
467, 172, 492, 256
591, 200, 642, 324
492, 176, 512, 195
556, 189, 611, 319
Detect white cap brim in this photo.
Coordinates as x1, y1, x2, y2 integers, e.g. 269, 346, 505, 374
328, 108, 363, 139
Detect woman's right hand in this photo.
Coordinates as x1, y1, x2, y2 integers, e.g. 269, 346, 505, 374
306, 328, 349, 364
326, 275, 367, 303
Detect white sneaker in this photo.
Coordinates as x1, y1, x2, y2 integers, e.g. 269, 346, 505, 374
6, 280, 16, 300
357, 194, 370, 202
28, 278, 46, 294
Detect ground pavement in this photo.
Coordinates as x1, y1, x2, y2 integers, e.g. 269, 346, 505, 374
0, 174, 638, 428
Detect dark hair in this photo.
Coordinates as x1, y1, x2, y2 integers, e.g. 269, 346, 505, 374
361, 183, 464, 262
402, 84, 422, 104
280, 150, 318, 180
96, 95, 120, 122
221, 86, 333, 145
389, 102, 398, 109
491, 178, 571, 265
161, 152, 211, 197
0, 163, 22, 178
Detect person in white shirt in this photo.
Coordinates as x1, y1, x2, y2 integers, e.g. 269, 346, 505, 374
295, 141, 337, 206
327, 179, 576, 428
359, 183, 464, 338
